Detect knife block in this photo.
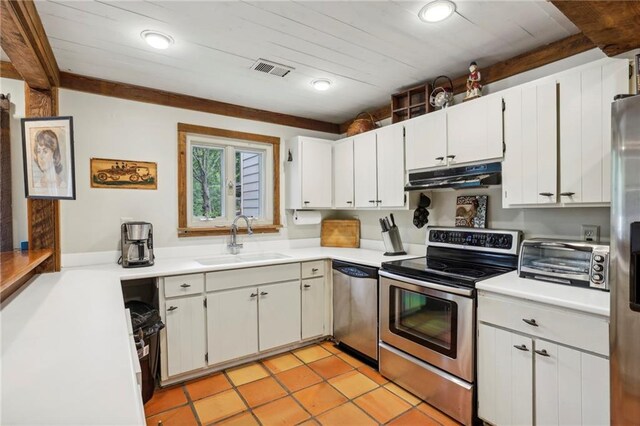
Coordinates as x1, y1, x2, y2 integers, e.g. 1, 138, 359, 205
382, 228, 406, 256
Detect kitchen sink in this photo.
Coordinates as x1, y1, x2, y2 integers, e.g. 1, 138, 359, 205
196, 252, 290, 266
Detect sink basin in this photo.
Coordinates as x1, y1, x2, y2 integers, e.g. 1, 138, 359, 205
196, 252, 289, 266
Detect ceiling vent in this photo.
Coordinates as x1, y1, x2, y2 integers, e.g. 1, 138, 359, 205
250, 59, 294, 77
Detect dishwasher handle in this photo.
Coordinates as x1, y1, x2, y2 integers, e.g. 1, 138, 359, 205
332, 260, 378, 279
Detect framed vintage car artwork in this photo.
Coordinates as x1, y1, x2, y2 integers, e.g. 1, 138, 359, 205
21, 116, 76, 200
90, 157, 157, 190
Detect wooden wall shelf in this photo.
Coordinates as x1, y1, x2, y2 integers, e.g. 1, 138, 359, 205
391, 83, 434, 123
0, 249, 53, 302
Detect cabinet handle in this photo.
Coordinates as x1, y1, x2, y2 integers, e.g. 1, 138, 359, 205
535, 349, 551, 357
435, 156, 444, 161
447, 155, 456, 159
522, 318, 538, 327
513, 344, 529, 352
346, 201, 353, 204
260, 291, 268, 296
167, 306, 178, 312
250, 293, 258, 298
376, 200, 382, 203
560, 192, 575, 197
180, 283, 191, 288
303, 201, 310, 205
312, 268, 319, 272
539, 192, 554, 197
369, 200, 376, 203
303, 284, 311, 288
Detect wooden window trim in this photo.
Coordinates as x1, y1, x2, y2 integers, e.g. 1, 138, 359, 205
177, 123, 281, 238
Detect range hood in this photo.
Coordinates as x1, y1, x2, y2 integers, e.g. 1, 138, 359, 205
405, 162, 501, 191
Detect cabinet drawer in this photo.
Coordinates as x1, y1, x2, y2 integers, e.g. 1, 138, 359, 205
478, 292, 608, 356
301, 261, 324, 279
164, 274, 204, 298
206, 263, 300, 292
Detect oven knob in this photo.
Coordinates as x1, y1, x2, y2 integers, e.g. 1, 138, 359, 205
594, 255, 604, 262
593, 264, 604, 272
593, 273, 604, 282
486, 235, 495, 246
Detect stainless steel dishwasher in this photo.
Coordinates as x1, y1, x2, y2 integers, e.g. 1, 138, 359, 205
332, 260, 379, 363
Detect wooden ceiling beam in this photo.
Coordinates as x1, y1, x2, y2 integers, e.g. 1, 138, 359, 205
339, 33, 595, 133
551, 1, 640, 57
0, 0, 59, 89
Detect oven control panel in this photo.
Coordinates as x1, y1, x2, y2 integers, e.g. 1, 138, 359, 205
428, 228, 522, 254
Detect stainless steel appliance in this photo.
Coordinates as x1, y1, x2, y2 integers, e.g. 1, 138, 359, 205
332, 260, 379, 363
610, 94, 640, 423
405, 162, 501, 191
380, 226, 522, 425
120, 222, 154, 268
518, 239, 609, 290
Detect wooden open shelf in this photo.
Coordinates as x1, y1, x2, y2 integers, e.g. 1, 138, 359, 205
391, 83, 434, 123
0, 249, 53, 301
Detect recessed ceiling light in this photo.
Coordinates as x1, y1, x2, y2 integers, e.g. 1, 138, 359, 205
141, 30, 174, 50
311, 79, 332, 91
418, 0, 456, 23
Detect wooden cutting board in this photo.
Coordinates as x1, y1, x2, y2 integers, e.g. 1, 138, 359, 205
321, 219, 360, 248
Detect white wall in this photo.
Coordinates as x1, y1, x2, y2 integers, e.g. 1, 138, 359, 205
53, 89, 337, 254
0, 77, 27, 249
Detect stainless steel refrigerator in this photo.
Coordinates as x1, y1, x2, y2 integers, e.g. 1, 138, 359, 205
610, 93, 640, 424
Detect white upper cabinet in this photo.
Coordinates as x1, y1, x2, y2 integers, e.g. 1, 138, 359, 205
285, 136, 333, 209
333, 138, 355, 208
376, 123, 406, 208
446, 93, 504, 166
353, 131, 379, 208
404, 109, 447, 171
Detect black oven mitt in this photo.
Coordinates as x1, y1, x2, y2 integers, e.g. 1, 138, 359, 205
413, 193, 431, 229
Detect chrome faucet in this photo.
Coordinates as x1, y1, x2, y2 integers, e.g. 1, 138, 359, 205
228, 215, 253, 254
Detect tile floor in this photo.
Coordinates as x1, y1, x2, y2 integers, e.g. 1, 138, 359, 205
144, 341, 461, 426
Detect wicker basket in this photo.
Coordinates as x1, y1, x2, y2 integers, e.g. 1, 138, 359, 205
346, 112, 378, 136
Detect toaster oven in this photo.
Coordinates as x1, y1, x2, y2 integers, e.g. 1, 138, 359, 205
518, 239, 609, 291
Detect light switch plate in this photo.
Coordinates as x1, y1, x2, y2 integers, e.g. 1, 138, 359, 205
581, 225, 600, 242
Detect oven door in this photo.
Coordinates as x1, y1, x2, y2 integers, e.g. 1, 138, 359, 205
379, 271, 474, 382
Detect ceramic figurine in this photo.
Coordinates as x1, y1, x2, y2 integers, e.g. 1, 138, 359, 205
465, 61, 482, 101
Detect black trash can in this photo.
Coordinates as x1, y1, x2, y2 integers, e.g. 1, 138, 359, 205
126, 301, 164, 403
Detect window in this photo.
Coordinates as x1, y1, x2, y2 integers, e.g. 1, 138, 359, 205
178, 123, 281, 236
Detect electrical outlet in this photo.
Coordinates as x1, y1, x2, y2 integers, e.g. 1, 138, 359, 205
581, 225, 600, 242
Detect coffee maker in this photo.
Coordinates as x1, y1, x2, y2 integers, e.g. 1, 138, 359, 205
120, 221, 154, 268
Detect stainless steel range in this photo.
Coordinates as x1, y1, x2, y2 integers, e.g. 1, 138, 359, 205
379, 226, 522, 426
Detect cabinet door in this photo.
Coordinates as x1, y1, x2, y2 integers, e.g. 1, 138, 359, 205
405, 110, 447, 170
502, 87, 523, 207
333, 138, 354, 208
376, 123, 406, 208
478, 324, 533, 426
301, 277, 325, 339
165, 296, 206, 376
581, 351, 610, 426
207, 288, 258, 365
559, 73, 583, 203
536, 81, 558, 204
353, 132, 378, 208
580, 66, 604, 203
301, 138, 332, 208
446, 94, 503, 166
259, 281, 301, 351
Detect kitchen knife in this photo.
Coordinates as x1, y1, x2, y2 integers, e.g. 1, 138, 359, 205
390, 213, 396, 229
379, 218, 387, 232
384, 217, 392, 231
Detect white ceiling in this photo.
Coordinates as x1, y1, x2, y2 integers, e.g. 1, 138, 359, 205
31, 0, 579, 124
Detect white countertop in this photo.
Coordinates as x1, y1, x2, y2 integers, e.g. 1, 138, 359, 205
1, 246, 418, 425
477, 270, 610, 317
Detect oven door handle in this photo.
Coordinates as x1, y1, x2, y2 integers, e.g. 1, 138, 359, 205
379, 270, 474, 297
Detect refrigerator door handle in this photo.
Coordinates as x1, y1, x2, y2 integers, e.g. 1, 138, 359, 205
630, 222, 640, 312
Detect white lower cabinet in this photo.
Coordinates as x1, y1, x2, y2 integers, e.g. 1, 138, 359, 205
301, 277, 325, 339
165, 295, 207, 377
258, 281, 301, 351
207, 287, 259, 365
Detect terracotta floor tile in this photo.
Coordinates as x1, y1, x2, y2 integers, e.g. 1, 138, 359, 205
293, 382, 348, 416
298, 419, 321, 426
276, 365, 323, 393
293, 345, 332, 363
328, 370, 379, 399
146, 405, 198, 426
237, 376, 288, 408
417, 402, 462, 426
194, 389, 247, 424
226, 363, 270, 386
357, 365, 389, 385
214, 411, 259, 426
308, 356, 353, 380
316, 402, 377, 426
319, 341, 341, 354
185, 373, 232, 401
353, 387, 412, 423
262, 353, 303, 374
144, 386, 188, 417
335, 352, 365, 368
252, 396, 311, 426
384, 382, 422, 406
387, 408, 440, 426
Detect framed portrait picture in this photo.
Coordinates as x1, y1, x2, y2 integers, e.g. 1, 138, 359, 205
21, 116, 76, 200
